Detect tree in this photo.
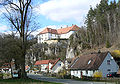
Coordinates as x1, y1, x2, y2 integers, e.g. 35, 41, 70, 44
0, 0, 36, 78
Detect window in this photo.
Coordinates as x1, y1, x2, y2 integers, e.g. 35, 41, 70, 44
88, 60, 91, 64
58, 63, 61, 66
107, 69, 111, 71
107, 60, 110, 65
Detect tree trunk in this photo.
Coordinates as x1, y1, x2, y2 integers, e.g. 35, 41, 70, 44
20, 34, 27, 78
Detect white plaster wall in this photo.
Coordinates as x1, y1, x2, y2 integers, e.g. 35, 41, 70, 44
71, 70, 96, 78
2, 68, 11, 73
52, 61, 64, 73
60, 31, 74, 39
71, 70, 81, 78
38, 35, 41, 43
41, 64, 48, 72
99, 53, 119, 77
48, 63, 53, 72
38, 31, 74, 43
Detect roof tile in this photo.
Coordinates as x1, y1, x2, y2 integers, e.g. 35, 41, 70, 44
39, 25, 80, 35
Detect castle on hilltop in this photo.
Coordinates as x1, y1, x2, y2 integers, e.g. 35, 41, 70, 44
37, 24, 80, 44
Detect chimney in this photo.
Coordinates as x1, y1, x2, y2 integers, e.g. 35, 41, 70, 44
61, 27, 62, 29
72, 24, 73, 26
67, 25, 68, 28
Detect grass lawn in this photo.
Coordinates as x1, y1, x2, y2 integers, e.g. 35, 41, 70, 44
0, 78, 62, 84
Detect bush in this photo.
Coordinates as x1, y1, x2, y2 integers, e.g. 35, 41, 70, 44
111, 50, 120, 58
93, 72, 102, 78
106, 40, 111, 48
0, 73, 3, 78
57, 69, 71, 79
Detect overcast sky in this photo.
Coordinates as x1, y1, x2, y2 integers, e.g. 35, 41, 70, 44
0, 0, 101, 35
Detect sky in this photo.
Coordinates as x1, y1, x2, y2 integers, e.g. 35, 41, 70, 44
0, 0, 117, 36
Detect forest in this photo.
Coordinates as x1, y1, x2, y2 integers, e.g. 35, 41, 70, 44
70, 0, 120, 51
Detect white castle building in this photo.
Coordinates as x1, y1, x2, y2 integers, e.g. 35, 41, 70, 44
37, 25, 80, 43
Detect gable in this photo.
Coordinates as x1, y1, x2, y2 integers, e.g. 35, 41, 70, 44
99, 52, 119, 70
51, 58, 61, 69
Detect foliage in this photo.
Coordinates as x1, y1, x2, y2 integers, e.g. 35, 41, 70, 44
0, 34, 35, 70
0, 0, 39, 78
69, 0, 120, 55
57, 69, 71, 79
111, 50, 120, 58
106, 40, 111, 48
26, 41, 67, 66
93, 71, 102, 78
0, 73, 3, 78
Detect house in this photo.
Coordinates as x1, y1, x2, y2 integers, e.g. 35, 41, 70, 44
35, 60, 50, 72
0, 63, 13, 73
69, 51, 119, 78
37, 24, 80, 43
50, 58, 64, 73
34, 58, 64, 73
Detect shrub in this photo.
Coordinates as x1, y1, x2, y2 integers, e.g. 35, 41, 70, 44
93, 71, 102, 78
57, 69, 71, 79
112, 50, 120, 58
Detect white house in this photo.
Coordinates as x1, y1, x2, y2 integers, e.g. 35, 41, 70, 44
69, 51, 119, 78
34, 58, 64, 73
0, 63, 15, 74
37, 25, 80, 43
50, 58, 64, 73
35, 60, 51, 72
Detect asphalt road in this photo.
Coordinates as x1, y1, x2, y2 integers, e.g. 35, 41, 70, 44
27, 73, 116, 84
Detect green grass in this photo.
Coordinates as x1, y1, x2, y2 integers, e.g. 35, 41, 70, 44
0, 78, 62, 84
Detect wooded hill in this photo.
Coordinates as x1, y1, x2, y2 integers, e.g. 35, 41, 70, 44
70, 0, 120, 52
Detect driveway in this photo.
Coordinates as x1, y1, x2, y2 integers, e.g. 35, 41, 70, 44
27, 73, 116, 84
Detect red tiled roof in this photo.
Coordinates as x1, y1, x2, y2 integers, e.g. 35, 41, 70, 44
49, 60, 56, 64
57, 25, 80, 34
39, 28, 58, 34
34, 59, 57, 65
51, 58, 60, 69
45, 60, 57, 69
35, 60, 50, 65
39, 25, 80, 35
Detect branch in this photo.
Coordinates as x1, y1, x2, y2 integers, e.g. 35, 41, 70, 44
3, 12, 21, 34
10, 2, 21, 10
23, 0, 31, 27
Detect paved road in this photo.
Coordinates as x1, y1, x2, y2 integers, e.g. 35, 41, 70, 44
27, 73, 116, 84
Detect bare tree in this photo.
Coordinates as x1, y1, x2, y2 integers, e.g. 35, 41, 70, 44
0, 0, 36, 78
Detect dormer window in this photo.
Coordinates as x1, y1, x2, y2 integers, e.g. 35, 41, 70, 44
88, 60, 91, 64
